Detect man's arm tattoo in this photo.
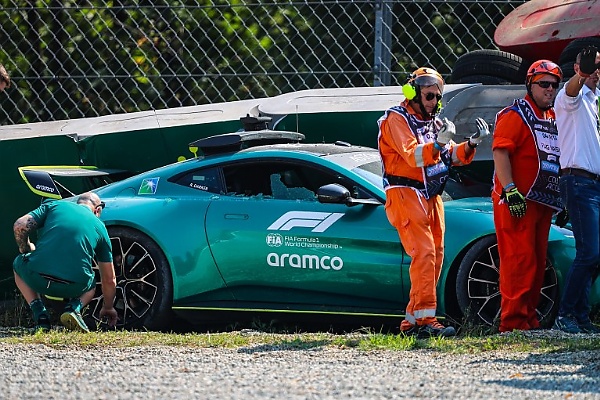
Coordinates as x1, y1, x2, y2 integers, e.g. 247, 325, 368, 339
13, 215, 37, 253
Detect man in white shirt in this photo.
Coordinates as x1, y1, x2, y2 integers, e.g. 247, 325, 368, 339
554, 46, 600, 334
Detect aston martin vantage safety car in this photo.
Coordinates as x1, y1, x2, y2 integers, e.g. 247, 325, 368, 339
19, 129, 597, 332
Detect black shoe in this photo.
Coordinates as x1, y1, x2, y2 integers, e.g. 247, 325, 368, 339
34, 314, 51, 333
418, 321, 456, 338
552, 316, 581, 334
399, 324, 419, 337
578, 321, 600, 334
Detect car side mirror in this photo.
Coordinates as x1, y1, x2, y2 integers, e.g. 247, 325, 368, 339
317, 183, 381, 207
317, 183, 350, 203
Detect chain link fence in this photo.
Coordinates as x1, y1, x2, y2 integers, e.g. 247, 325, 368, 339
0, 1, 524, 125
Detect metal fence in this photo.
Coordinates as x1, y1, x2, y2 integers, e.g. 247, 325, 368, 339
0, 0, 525, 125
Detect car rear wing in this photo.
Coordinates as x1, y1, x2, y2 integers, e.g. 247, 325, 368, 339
18, 166, 127, 199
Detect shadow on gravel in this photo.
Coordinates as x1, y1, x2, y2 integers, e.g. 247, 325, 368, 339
237, 339, 332, 354
0, 327, 32, 338
480, 351, 600, 395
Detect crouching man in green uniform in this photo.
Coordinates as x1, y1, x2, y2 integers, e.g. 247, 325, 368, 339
13, 192, 118, 332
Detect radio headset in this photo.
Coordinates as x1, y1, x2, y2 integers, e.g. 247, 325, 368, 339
402, 73, 442, 114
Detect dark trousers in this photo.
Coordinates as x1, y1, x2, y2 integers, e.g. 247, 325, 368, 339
558, 175, 600, 323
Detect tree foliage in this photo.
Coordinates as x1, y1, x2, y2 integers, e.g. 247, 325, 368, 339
0, 1, 521, 124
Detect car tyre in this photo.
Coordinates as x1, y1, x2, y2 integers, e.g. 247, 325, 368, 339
450, 49, 530, 84
456, 235, 559, 327
559, 62, 575, 82
85, 226, 174, 331
450, 74, 512, 85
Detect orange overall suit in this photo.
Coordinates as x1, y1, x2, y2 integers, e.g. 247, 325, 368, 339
378, 101, 475, 330
492, 95, 559, 332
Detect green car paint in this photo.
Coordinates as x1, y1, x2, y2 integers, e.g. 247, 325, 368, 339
82, 141, 591, 331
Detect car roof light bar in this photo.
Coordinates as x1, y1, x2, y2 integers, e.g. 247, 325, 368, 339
189, 116, 305, 156
189, 130, 305, 156
240, 115, 272, 131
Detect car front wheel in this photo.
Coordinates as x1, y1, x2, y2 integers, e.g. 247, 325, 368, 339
456, 235, 559, 327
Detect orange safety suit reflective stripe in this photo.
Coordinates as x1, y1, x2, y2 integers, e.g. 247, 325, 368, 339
378, 101, 475, 327
492, 95, 557, 332
378, 104, 474, 181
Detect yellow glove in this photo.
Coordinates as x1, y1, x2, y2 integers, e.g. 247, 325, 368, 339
505, 187, 527, 218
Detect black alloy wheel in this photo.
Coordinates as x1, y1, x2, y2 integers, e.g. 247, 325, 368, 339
456, 235, 559, 327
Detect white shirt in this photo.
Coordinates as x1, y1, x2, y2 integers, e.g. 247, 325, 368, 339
555, 84, 600, 174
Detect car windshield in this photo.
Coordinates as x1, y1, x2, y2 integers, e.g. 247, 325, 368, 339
352, 161, 384, 189
323, 150, 491, 201
323, 151, 384, 189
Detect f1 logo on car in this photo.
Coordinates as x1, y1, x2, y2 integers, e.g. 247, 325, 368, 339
268, 211, 344, 232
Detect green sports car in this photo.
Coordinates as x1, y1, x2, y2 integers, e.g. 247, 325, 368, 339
20, 129, 597, 332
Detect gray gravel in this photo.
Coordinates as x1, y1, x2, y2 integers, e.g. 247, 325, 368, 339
1, 339, 599, 400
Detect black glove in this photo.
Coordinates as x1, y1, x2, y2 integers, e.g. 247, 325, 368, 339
578, 46, 599, 77
555, 209, 569, 228
505, 187, 527, 218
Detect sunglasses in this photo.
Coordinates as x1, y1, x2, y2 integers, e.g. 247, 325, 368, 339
533, 81, 559, 89
96, 201, 106, 209
424, 92, 442, 101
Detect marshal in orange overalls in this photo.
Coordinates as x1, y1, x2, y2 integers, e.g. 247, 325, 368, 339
378, 102, 475, 331
492, 96, 558, 332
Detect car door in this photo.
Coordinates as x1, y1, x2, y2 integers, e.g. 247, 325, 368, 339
204, 160, 407, 312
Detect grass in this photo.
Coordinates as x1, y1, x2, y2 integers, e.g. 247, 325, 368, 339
1, 293, 599, 354
1, 326, 599, 354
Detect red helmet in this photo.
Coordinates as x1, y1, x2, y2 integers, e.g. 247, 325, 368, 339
526, 60, 563, 84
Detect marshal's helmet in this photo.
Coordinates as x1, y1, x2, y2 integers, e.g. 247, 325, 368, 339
526, 60, 563, 85
403, 67, 444, 100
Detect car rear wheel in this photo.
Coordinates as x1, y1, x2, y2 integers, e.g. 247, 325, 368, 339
456, 235, 559, 327
450, 49, 529, 84
86, 227, 174, 330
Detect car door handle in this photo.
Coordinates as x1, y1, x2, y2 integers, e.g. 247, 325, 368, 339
224, 214, 249, 220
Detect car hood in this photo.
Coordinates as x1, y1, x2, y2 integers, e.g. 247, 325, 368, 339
445, 196, 493, 213
446, 196, 574, 244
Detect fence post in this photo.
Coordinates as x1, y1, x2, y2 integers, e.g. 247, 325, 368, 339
373, 0, 392, 87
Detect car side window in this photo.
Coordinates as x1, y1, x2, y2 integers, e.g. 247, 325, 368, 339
223, 161, 347, 201
172, 167, 222, 194
223, 164, 273, 197
269, 171, 316, 200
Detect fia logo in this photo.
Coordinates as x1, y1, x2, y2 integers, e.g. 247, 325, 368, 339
267, 211, 344, 232
266, 233, 283, 247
